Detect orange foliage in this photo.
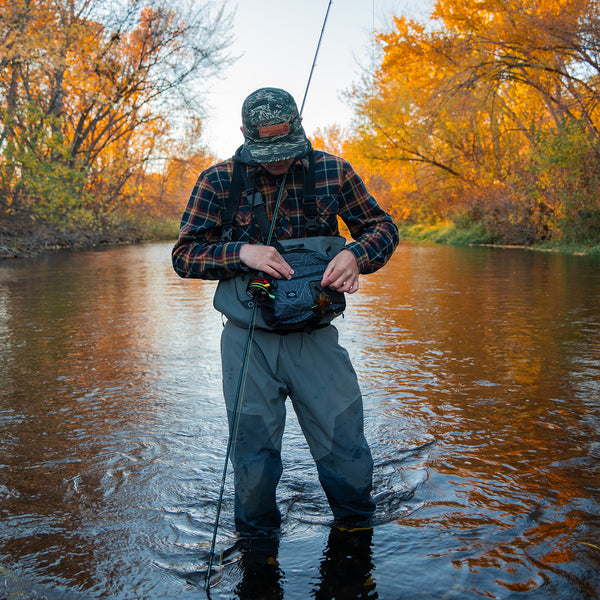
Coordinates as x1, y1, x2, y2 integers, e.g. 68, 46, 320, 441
0, 0, 233, 231
344, 0, 600, 242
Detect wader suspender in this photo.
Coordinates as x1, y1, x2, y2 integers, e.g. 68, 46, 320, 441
301, 150, 320, 236
220, 150, 322, 243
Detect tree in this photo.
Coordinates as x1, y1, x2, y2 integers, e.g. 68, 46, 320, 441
0, 0, 234, 232
348, 0, 600, 243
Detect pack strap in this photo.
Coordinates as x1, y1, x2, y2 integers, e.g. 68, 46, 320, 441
302, 151, 321, 236
220, 158, 243, 242
221, 153, 271, 243
248, 189, 270, 241
221, 149, 321, 242
238, 165, 271, 241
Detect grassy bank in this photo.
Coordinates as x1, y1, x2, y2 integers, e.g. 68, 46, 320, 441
397, 221, 600, 256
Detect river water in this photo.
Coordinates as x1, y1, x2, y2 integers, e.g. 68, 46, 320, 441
0, 241, 598, 600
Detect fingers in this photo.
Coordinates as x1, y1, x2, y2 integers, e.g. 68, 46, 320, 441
345, 280, 359, 293
239, 244, 294, 279
240, 245, 359, 290
321, 249, 359, 293
328, 277, 359, 293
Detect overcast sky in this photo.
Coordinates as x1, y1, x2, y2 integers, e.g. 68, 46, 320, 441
201, 0, 432, 160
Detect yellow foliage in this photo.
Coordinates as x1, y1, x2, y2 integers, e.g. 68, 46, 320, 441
345, 0, 600, 242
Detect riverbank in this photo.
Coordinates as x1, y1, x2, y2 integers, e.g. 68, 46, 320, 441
2, 218, 599, 260
0, 218, 180, 260
397, 222, 600, 256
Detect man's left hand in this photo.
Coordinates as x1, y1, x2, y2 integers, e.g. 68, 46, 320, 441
321, 248, 360, 294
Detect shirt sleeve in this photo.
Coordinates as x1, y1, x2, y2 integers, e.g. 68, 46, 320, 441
171, 162, 246, 280
336, 159, 399, 274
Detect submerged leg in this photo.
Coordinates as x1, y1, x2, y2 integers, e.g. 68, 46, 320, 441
313, 399, 375, 521
283, 326, 375, 521
221, 323, 288, 535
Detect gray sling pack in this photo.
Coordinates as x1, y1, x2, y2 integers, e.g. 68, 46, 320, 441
213, 149, 346, 331
214, 236, 346, 331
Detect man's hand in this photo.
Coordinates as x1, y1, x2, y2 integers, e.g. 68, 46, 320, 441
239, 244, 294, 279
321, 248, 360, 293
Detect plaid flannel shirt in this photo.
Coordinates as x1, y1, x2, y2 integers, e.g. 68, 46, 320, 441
172, 150, 399, 280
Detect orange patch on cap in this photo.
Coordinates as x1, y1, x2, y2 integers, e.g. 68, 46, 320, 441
258, 123, 290, 138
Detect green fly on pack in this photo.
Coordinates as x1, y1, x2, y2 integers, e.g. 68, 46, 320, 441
246, 275, 275, 302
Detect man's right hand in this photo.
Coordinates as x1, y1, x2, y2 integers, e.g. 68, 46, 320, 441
239, 244, 294, 280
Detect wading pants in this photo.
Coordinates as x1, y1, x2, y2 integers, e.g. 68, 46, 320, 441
221, 321, 375, 535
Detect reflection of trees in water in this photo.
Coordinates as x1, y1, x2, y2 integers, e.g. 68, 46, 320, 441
0, 245, 223, 593
342, 245, 600, 595
1, 243, 599, 598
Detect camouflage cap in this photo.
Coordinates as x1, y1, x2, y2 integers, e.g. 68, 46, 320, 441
241, 88, 310, 163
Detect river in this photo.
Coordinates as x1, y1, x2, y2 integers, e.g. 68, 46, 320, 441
0, 241, 598, 599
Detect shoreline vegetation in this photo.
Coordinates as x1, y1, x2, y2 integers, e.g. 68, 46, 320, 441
0, 217, 181, 260
396, 222, 600, 257
2, 1, 599, 264
2, 219, 598, 261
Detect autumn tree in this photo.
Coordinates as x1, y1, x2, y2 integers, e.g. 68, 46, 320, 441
349, 0, 600, 243
0, 0, 233, 238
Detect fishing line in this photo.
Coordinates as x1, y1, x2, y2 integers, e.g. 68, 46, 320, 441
205, 1, 334, 592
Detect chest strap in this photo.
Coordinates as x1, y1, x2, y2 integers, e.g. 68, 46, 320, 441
302, 150, 320, 236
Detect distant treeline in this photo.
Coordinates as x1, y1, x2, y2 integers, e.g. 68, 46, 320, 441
1, 0, 599, 256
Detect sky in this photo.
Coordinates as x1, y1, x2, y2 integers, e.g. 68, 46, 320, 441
201, 0, 432, 160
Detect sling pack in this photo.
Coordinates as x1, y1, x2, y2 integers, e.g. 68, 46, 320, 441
213, 149, 346, 331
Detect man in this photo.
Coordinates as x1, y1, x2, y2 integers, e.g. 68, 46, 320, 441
172, 87, 399, 537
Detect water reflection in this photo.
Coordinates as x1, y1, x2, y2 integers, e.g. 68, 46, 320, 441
0, 242, 599, 599
313, 527, 377, 599
203, 526, 377, 600
233, 536, 284, 600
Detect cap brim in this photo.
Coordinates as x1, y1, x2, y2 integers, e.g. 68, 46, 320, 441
244, 132, 310, 163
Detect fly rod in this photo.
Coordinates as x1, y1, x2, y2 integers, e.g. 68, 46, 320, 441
300, 0, 333, 116
204, 184, 283, 593
204, 1, 334, 592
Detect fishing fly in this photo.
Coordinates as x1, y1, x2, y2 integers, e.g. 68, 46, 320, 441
312, 290, 333, 315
